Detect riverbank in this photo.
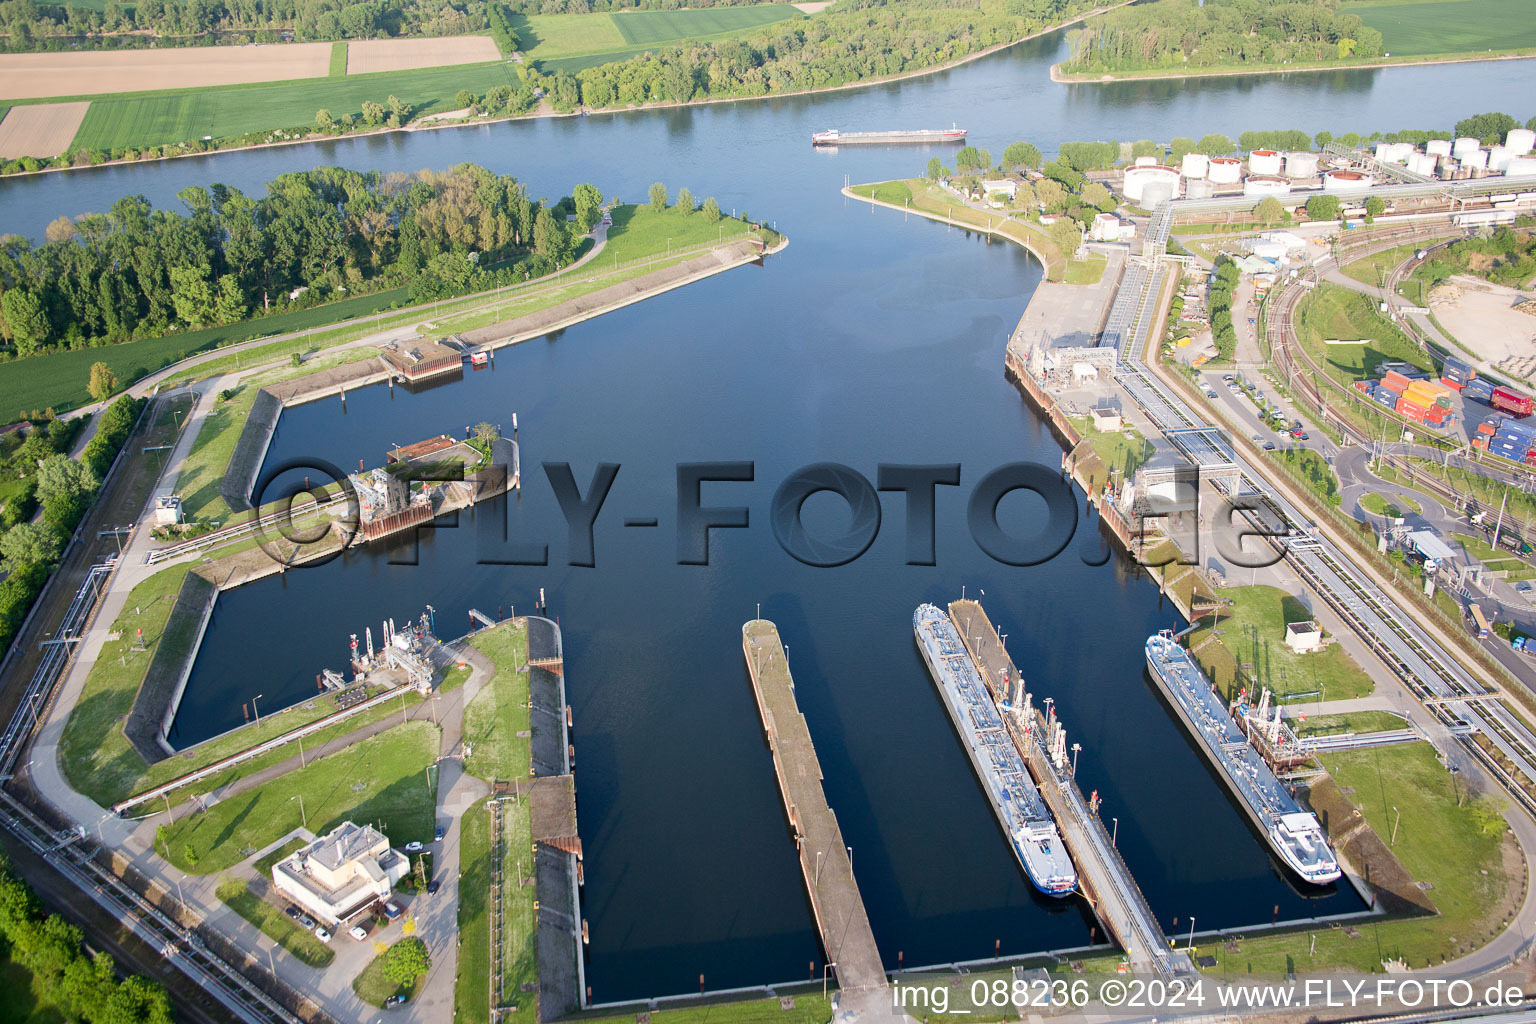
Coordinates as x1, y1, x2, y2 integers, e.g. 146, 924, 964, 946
1050, 48, 1536, 84
0, 1, 1134, 179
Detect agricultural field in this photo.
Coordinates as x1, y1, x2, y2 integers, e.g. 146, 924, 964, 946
512, 3, 801, 68
0, 102, 88, 158
1349, 0, 1536, 57
0, 43, 332, 101
345, 35, 502, 75
69, 61, 517, 151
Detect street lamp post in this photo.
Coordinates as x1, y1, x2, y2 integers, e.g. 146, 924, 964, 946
815, 850, 823, 886
1187, 916, 1197, 951
251, 693, 264, 726
823, 963, 836, 999
1071, 742, 1082, 777
1112, 817, 1119, 846
846, 845, 852, 880
291, 794, 308, 830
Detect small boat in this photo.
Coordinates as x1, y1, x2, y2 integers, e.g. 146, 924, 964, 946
469, 351, 489, 367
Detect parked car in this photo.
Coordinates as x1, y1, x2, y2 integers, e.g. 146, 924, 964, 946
283, 906, 298, 920
383, 900, 403, 920
1262, 441, 1277, 451
1205, 389, 1218, 398
314, 926, 332, 942
1297, 432, 1309, 441
433, 825, 444, 842
427, 880, 441, 895
404, 841, 424, 852
349, 925, 368, 941
387, 995, 407, 1007
298, 914, 316, 929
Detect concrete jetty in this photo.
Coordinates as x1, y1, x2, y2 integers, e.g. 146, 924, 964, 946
741, 620, 887, 995
948, 599, 1193, 977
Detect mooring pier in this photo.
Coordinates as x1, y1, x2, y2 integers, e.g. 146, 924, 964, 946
741, 620, 887, 995
948, 599, 1192, 977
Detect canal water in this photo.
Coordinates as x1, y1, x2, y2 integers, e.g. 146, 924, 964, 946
6, 27, 1530, 1000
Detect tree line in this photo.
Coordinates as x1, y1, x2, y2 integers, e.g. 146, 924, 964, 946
0, 163, 598, 357
0, 856, 174, 1024
1064, 0, 1385, 73
0, 0, 486, 52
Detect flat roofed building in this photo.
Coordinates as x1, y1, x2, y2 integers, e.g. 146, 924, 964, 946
271, 822, 407, 926
1285, 620, 1322, 654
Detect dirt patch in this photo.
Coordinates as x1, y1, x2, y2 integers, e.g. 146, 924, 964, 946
1429, 275, 1536, 381
0, 43, 332, 100
344, 36, 501, 75
0, 101, 88, 156
792, 1, 833, 11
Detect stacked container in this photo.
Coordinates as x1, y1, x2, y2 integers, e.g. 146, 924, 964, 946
1441, 356, 1475, 391
1465, 377, 1497, 404
1490, 419, 1536, 463
1381, 369, 1413, 396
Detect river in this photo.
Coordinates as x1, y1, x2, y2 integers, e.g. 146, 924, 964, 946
9, 27, 1531, 1001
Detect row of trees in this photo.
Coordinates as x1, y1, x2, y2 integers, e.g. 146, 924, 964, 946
0, 395, 142, 654
0, 163, 598, 357
1064, 0, 1385, 73
1207, 257, 1240, 361
646, 182, 724, 222
0, 0, 487, 52
0, 857, 174, 1023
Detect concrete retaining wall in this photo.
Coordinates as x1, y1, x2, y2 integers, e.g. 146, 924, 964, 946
123, 571, 218, 764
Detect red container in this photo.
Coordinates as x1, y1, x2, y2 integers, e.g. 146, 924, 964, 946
1479, 422, 1498, 435
1383, 370, 1413, 393
1474, 437, 1489, 449
1492, 386, 1535, 417
1440, 377, 1465, 392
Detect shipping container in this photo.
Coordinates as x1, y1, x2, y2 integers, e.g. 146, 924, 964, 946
1493, 386, 1534, 416
1441, 377, 1465, 392
1382, 370, 1413, 393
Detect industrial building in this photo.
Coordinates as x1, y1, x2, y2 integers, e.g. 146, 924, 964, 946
271, 822, 409, 926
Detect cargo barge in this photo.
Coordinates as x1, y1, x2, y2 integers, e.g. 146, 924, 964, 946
1145, 631, 1341, 885
915, 604, 1076, 896
812, 126, 966, 146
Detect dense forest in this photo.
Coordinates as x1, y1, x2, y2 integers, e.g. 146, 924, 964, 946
0, 0, 485, 51
0, 856, 174, 1023
0, 163, 594, 357
1063, 0, 1385, 73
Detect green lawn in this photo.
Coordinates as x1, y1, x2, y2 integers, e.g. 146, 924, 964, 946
500, 794, 536, 1006
354, 939, 428, 1007
1067, 416, 1154, 480
611, 6, 798, 45
1298, 283, 1432, 384
1453, 531, 1536, 580
1192, 585, 1376, 701
0, 284, 407, 418
1354, 0, 1536, 56
68, 62, 518, 151
464, 622, 531, 784
1293, 710, 1408, 737
1340, 242, 1420, 289
252, 837, 305, 878
1199, 743, 1512, 971
604, 203, 754, 262
849, 180, 913, 205
329, 41, 348, 76
1064, 255, 1107, 285
1359, 491, 1422, 516
159, 722, 438, 873
512, 5, 799, 67
215, 877, 335, 967
454, 799, 492, 1024
0, 953, 66, 1024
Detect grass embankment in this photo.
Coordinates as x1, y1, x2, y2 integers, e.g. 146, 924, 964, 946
1377, 458, 1536, 530
215, 877, 335, 967
1269, 447, 1341, 506
849, 178, 1078, 282
1199, 743, 1517, 971
328, 42, 349, 77
1294, 711, 1408, 737
571, 997, 836, 1024
1066, 415, 1154, 485
456, 618, 537, 1017
1341, 243, 1422, 291
1298, 283, 1431, 386
158, 721, 438, 873
1139, 538, 1221, 613
1359, 491, 1422, 517
354, 939, 428, 1007
1064, 254, 1107, 285
1189, 585, 1375, 701
0, 285, 408, 416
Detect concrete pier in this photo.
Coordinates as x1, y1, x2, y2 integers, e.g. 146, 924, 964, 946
741, 620, 886, 995
948, 599, 1192, 977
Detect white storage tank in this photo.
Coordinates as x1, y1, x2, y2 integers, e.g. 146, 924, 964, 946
1508, 128, 1536, 156
1208, 156, 1243, 184
1248, 149, 1282, 175
1243, 175, 1292, 196
1489, 145, 1511, 172
1140, 179, 1177, 208
1180, 152, 1210, 178
1185, 176, 1216, 199
1284, 151, 1319, 178
1134, 156, 1157, 167
1463, 148, 1489, 171
1122, 164, 1182, 203
1507, 156, 1536, 177
1323, 169, 1374, 193
1426, 139, 1452, 157
1374, 141, 1415, 164
1453, 136, 1481, 160
1407, 152, 1437, 176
